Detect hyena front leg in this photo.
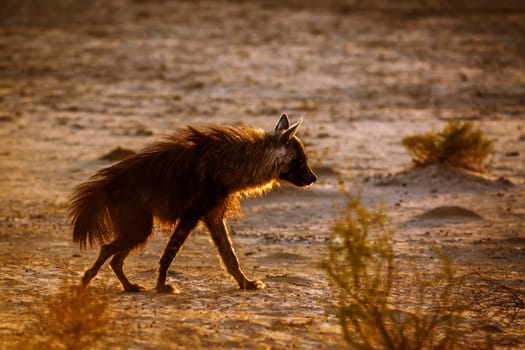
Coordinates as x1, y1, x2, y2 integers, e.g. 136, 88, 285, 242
156, 215, 200, 293
204, 217, 265, 290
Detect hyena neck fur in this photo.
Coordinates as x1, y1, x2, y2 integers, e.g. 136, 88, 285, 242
218, 128, 283, 198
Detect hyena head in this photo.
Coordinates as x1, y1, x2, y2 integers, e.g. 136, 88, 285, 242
273, 113, 317, 187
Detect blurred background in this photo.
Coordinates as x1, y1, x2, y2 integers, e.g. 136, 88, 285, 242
1, 0, 523, 191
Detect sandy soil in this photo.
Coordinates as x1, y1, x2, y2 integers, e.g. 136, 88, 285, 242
1, 1, 524, 348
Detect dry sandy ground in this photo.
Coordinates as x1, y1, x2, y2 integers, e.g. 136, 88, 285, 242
1, 1, 524, 348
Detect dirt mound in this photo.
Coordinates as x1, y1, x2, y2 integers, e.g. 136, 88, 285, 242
404, 205, 483, 228
416, 206, 483, 221
374, 164, 513, 191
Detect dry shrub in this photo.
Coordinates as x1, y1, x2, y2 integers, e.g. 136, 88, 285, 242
462, 272, 525, 329
402, 121, 494, 172
21, 280, 113, 350
322, 193, 472, 350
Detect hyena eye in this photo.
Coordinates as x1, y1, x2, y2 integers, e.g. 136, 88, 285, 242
292, 157, 306, 168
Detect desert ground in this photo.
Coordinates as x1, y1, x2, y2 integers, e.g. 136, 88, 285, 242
0, 1, 524, 349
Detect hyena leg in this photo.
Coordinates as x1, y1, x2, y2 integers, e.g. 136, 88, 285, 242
204, 218, 265, 290
110, 248, 143, 292
107, 210, 152, 292
156, 215, 200, 293
82, 243, 121, 287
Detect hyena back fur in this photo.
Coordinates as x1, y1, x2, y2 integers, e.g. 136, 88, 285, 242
69, 113, 316, 293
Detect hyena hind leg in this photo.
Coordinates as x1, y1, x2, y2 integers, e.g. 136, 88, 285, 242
204, 218, 265, 290
81, 243, 120, 287
103, 209, 152, 292
110, 248, 144, 292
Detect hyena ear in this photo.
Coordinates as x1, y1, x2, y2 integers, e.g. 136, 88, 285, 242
274, 113, 290, 132
279, 119, 302, 145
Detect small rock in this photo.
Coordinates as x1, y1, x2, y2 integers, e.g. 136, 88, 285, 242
99, 147, 135, 161
135, 127, 154, 136
481, 323, 504, 333
497, 177, 514, 187
0, 114, 13, 122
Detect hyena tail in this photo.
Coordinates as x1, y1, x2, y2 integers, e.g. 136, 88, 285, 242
69, 180, 113, 249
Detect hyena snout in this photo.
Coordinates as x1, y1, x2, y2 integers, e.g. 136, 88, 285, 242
300, 164, 317, 187
281, 162, 317, 187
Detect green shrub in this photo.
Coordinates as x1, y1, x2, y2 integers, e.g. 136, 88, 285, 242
322, 194, 466, 350
402, 121, 494, 172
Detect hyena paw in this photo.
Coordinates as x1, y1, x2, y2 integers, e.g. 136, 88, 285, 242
241, 279, 266, 290
156, 284, 180, 294
81, 276, 90, 287
81, 269, 96, 286
124, 283, 145, 293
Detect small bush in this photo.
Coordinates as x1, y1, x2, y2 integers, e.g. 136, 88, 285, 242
322, 194, 467, 350
402, 121, 494, 172
22, 280, 113, 350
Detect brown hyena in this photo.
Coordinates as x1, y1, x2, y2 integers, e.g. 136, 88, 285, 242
69, 113, 316, 293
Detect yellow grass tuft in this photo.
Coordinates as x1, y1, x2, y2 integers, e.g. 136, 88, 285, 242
20, 280, 113, 350
402, 121, 494, 172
